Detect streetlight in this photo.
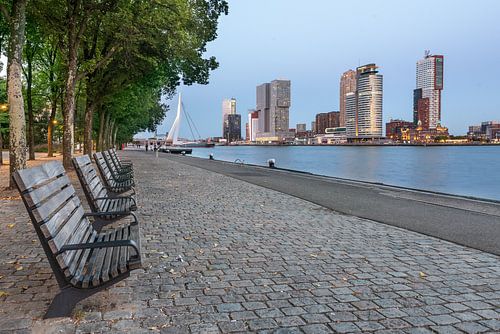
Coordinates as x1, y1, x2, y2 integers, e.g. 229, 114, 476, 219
0, 103, 8, 165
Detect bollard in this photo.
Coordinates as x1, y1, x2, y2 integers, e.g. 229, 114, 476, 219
267, 159, 276, 168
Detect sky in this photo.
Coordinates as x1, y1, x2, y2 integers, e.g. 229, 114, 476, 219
99, 1, 500, 137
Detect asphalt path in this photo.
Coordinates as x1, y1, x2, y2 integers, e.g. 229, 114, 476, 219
153, 152, 500, 256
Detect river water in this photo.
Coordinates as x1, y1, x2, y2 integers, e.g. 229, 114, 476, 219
190, 145, 500, 201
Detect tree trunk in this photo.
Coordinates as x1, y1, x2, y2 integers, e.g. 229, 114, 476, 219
83, 101, 95, 157
47, 99, 57, 157
113, 126, 118, 148
62, 49, 77, 168
47, 46, 57, 157
0, 123, 3, 165
62, 3, 83, 169
108, 119, 115, 149
26, 49, 35, 160
103, 113, 110, 149
83, 80, 96, 157
7, 0, 28, 188
97, 110, 105, 151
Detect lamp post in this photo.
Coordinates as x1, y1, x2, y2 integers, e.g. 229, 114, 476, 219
0, 103, 8, 165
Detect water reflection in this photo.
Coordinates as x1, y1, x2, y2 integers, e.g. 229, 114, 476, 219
191, 146, 500, 200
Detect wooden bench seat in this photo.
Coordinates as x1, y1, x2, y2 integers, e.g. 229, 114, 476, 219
12, 161, 142, 318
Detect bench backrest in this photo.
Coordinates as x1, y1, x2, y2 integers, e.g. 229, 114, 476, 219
72, 155, 109, 212
13, 162, 97, 287
108, 148, 123, 169
102, 150, 120, 175
94, 152, 114, 186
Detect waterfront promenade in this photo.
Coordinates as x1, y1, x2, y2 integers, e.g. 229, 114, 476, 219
0, 150, 499, 333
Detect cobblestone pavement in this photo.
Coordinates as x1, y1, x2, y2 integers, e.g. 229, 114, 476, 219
0, 150, 499, 333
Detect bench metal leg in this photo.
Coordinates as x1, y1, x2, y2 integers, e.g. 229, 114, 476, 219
44, 287, 93, 319
44, 273, 131, 319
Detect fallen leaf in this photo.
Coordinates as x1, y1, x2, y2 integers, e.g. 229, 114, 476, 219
309, 253, 318, 258
0, 291, 8, 297
419, 272, 427, 278
183, 236, 192, 240
15, 266, 23, 271
7, 224, 15, 228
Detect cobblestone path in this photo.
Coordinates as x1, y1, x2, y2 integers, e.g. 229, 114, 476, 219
0, 151, 499, 333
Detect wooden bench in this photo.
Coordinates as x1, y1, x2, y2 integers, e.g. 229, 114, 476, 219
103, 150, 134, 180
72, 155, 137, 222
109, 148, 134, 172
94, 152, 135, 193
12, 161, 142, 318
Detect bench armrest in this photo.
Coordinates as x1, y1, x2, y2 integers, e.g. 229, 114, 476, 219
61, 239, 140, 255
84, 211, 138, 224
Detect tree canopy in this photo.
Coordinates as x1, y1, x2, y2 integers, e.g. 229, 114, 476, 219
0, 0, 228, 183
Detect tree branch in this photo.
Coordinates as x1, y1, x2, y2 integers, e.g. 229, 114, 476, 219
76, 45, 119, 81
0, 4, 10, 23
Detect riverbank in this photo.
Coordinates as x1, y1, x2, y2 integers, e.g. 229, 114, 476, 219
223, 142, 500, 147
0, 150, 498, 332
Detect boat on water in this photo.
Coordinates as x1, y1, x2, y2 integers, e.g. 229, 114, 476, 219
160, 146, 192, 154
161, 93, 213, 153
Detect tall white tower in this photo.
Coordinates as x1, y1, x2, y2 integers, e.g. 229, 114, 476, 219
414, 53, 444, 129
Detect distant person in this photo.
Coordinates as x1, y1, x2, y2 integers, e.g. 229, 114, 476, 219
146, 143, 149, 151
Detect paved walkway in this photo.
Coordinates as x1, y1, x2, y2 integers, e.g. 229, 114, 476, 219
0, 151, 499, 333
163, 154, 500, 256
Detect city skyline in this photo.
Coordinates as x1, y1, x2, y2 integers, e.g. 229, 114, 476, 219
142, 0, 500, 139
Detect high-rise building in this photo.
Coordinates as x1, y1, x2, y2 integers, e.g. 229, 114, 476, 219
256, 79, 291, 141
315, 111, 340, 134
339, 70, 357, 127
248, 110, 259, 142
414, 53, 444, 129
345, 64, 383, 140
222, 98, 237, 136
311, 121, 316, 134
222, 98, 241, 142
226, 114, 241, 142
296, 123, 306, 132
256, 84, 270, 134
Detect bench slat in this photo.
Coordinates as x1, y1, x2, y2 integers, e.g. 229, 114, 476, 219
14, 161, 65, 191
101, 230, 116, 282
91, 232, 112, 287
70, 232, 98, 286
49, 205, 87, 254
110, 228, 123, 278
81, 233, 106, 288
119, 226, 129, 274
40, 197, 80, 239
32, 186, 75, 224
25, 175, 71, 208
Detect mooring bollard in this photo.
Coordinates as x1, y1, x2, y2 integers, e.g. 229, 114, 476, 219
267, 159, 276, 168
